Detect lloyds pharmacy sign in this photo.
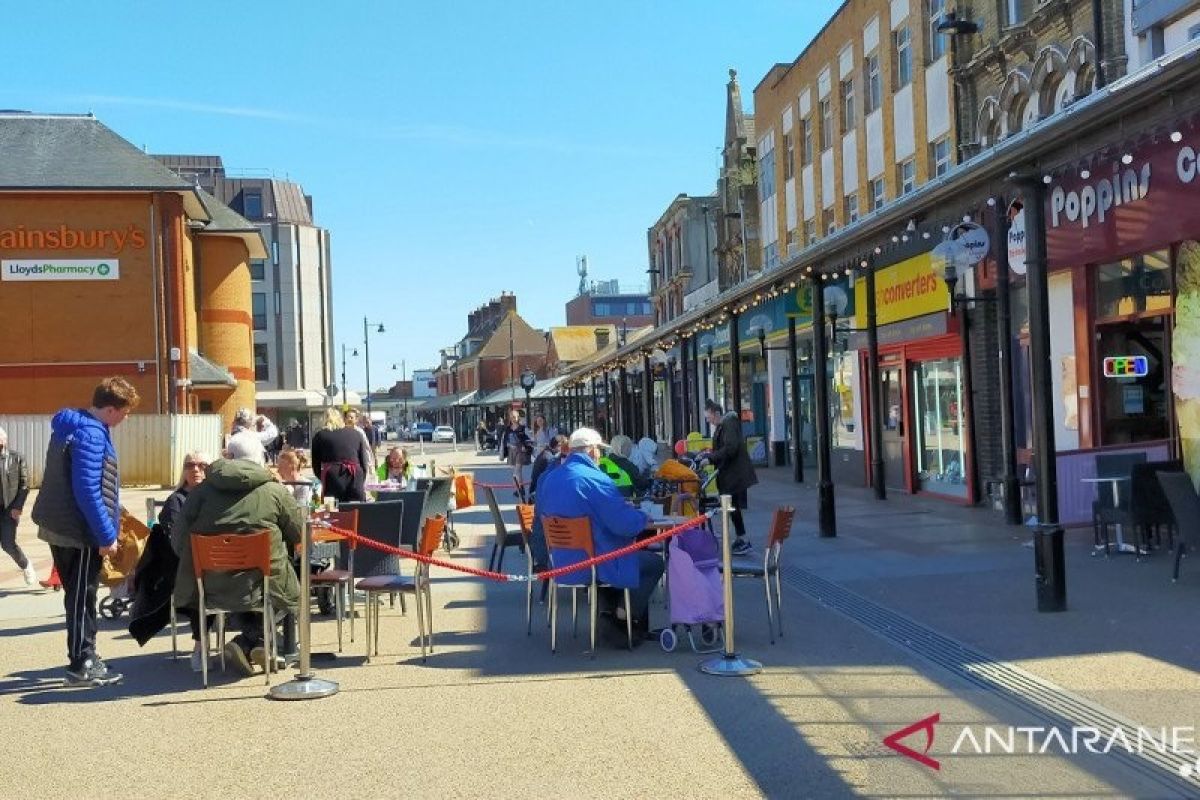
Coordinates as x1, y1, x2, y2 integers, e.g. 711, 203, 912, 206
1, 259, 120, 281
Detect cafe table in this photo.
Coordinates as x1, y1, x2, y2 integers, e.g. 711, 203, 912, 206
1080, 475, 1140, 555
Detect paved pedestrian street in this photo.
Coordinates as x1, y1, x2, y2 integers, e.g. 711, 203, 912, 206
2, 448, 1197, 798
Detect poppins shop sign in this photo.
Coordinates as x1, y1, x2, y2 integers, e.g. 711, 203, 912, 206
1045, 127, 1200, 266
2, 259, 120, 281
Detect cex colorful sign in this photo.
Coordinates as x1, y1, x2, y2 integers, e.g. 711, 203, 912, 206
1103, 355, 1149, 378
854, 251, 948, 328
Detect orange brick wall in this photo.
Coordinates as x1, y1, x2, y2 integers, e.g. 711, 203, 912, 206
0, 193, 168, 413
196, 235, 255, 428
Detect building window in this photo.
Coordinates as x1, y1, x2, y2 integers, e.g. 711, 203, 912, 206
242, 189, 263, 220
763, 242, 779, 270
840, 77, 856, 132
844, 193, 859, 224
931, 138, 951, 177
895, 27, 913, 87
827, 219, 837, 236
253, 343, 269, 382
864, 54, 882, 113
819, 98, 833, 151
898, 159, 916, 195
594, 301, 611, 316
928, 0, 946, 62
801, 117, 813, 164
758, 148, 776, 200
782, 132, 795, 181
870, 177, 886, 210
804, 219, 817, 246
249, 259, 265, 281
252, 292, 268, 331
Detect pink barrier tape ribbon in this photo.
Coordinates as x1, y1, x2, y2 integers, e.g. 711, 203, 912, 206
318, 513, 709, 584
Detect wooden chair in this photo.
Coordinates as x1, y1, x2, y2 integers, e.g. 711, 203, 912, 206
726, 507, 795, 644
309, 509, 359, 652
483, 486, 526, 572
543, 515, 633, 655
190, 529, 275, 688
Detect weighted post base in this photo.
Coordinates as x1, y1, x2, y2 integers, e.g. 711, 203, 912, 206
268, 676, 339, 700
699, 653, 763, 677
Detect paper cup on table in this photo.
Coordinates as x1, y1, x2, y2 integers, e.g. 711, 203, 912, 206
324, 497, 338, 513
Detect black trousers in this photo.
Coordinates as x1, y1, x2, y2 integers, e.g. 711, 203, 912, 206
0, 515, 29, 570
730, 489, 749, 540
49, 543, 101, 668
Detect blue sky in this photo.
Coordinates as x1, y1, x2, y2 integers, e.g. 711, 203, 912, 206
8, 0, 840, 392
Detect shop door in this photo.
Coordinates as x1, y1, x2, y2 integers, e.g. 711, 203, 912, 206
782, 374, 816, 465
880, 364, 909, 492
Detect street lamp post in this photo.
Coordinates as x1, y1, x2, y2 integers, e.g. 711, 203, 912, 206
362, 317, 385, 417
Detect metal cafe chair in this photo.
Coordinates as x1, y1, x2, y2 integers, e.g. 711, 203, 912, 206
515, 503, 539, 634
308, 509, 359, 651
724, 507, 795, 644
543, 515, 634, 655
1157, 472, 1200, 582
190, 530, 276, 688
483, 485, 526, 572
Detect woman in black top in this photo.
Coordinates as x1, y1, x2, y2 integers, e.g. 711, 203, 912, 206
311, 408, 372, 502
499, 408, 533, 491
158, 451, 212, 671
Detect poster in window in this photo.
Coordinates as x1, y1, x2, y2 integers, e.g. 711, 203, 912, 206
1061, 355, 1078, 431
1174, 240, 1200, 485
1123, 385, 1144, 415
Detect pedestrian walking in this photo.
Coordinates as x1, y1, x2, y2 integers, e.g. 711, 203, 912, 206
703, 400, 758, 555
500, 408, 533, 492
0, 427, 36, 585
31, 377, 139, 686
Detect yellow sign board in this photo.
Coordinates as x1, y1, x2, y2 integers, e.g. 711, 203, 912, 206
854, 251, 947, 328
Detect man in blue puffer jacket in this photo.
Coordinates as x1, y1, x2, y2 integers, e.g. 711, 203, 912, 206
32, 377, 139, 687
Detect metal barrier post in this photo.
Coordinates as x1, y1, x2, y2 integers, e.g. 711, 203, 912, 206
699, 494, 763, 677
269, 519, 339, 700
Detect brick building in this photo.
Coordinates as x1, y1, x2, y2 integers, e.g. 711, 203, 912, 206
0, 112, 265, 429
647, 194, 720, 324
715, 69, 761, 290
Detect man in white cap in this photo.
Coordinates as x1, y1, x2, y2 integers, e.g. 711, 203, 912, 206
535, 427, 663, 644
0, 427, 35, 585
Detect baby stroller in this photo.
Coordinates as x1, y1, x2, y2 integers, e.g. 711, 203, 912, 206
658, 525, 725, 653
477, 427, 499, 454
98, 510, 151, 619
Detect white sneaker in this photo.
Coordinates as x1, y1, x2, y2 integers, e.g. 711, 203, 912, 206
190, 643, 205, 673
22, 563, 36, 586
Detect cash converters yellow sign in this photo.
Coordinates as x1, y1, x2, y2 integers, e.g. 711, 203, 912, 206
854, 251, 947, 328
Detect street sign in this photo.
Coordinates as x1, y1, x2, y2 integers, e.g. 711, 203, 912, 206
326, 383, 339, 398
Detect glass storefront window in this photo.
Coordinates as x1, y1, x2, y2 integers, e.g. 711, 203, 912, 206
1095, 250, 1171, 319
911, 357, 968, 498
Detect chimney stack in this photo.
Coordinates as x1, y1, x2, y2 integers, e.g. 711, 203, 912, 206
594, 327, 611, 350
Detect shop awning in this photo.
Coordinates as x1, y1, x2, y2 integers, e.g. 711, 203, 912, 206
256, 389, 362, 408
188, 350, 236, 388
420, 391, 469, 411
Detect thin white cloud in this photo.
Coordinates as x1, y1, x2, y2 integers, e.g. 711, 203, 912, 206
69, 93, 643, 157
75, 94, 312, 123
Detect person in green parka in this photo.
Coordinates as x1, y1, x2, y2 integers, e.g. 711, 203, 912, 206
172, 431, 303, 677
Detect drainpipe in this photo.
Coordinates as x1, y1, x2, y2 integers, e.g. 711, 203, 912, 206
1092, 0, 1106, 88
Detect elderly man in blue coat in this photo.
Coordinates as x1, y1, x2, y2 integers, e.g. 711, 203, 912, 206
536, 427, 663, 644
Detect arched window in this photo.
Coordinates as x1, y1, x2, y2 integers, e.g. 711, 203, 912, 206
976, 98, 1002, 147
998, 69, 1033, 137
1031, 46, 1068, 120
1066, 37, 1098, 100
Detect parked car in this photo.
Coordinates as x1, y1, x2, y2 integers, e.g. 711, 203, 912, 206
433, 425, 455, 443
413, 421, 435, 441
